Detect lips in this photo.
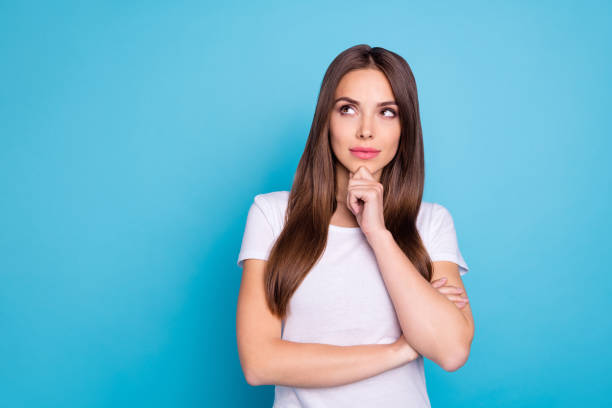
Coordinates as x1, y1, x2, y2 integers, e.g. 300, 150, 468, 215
350, 147, 380, 153
350, 147, 380, 159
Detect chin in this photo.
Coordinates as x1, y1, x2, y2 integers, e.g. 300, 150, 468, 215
338, 157, 378, 174
350, 162, 377, 173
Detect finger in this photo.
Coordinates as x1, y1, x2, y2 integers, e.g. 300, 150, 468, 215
445, 295, 469, 303
347, 191, 355, 214
348, 179, 377, 187
347, 187, 378, 201
431, 280, 445, 288
436, 286, 464, 294
433, 283, 461, 292
356, 165, 375, 180
347, 191, 361, 215
431, 278, 447, 288
347, 193, 355, 215
431, 278, 446, 288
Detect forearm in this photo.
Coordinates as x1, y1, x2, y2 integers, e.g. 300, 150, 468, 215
250, 338, 412, 388
367, 230, 470, 369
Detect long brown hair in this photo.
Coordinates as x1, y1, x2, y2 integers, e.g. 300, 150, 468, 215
264, 44, 433, 319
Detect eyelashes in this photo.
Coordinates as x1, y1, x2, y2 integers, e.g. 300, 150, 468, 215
338, 104, 397, 118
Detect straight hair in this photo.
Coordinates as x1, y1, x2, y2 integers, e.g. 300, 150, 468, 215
264, 44, 432, 319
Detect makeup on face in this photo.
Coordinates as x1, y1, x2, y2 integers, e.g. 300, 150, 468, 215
349, 147, 380, 159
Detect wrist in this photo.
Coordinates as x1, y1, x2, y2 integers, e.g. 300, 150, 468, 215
388, 337, 417, 366
387, 340, 405, 367
365, 228, 393, 247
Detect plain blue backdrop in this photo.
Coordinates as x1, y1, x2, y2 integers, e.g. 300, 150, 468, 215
1, 1, 611, 406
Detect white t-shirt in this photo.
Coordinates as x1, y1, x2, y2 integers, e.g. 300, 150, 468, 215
237, 190, 469, 408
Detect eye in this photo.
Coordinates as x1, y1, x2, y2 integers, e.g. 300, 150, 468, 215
382, 108, 397, 118
338, 105, 397, 118
339, 104, 355, 115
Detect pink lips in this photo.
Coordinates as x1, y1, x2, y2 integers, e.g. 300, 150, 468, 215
350, 147, 380, 159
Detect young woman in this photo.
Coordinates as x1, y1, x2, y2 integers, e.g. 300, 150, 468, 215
236, 44, 474, 407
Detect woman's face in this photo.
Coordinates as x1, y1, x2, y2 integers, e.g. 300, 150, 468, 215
329, 68, 401, 180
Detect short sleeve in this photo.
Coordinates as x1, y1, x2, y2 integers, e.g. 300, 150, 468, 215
236, 195, 276, 268
428, 203, 469, 276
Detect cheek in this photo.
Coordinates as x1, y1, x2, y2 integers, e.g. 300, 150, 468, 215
328, 131, 345, 159
381, 136, 400, 162
330, 113, 356, 135
329, 119, 338, 144
329, 126, 351, 150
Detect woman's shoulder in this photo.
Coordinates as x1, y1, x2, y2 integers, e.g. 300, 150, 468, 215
417, 200, 436, 220
419, 200, 453, 216
251, 190, 290, 233
417, 201, 453, 235
253, 190, 290, 213
254, 190, 290, 204
420, 199, 448, 210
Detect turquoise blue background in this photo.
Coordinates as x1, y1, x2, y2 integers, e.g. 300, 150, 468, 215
1, 1, 610, 406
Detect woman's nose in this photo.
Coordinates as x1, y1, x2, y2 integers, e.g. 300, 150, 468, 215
359, 114, 373, 139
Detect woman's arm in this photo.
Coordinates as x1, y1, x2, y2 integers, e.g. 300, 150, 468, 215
249, 276, 472, 387
342, 167, 473, 371
366, 230, 473, 371
237, 257, 470, 388
237, 258, 419, 388
248, 335, 418, 388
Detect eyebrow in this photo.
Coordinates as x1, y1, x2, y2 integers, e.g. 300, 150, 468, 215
333, 96, 397, 107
